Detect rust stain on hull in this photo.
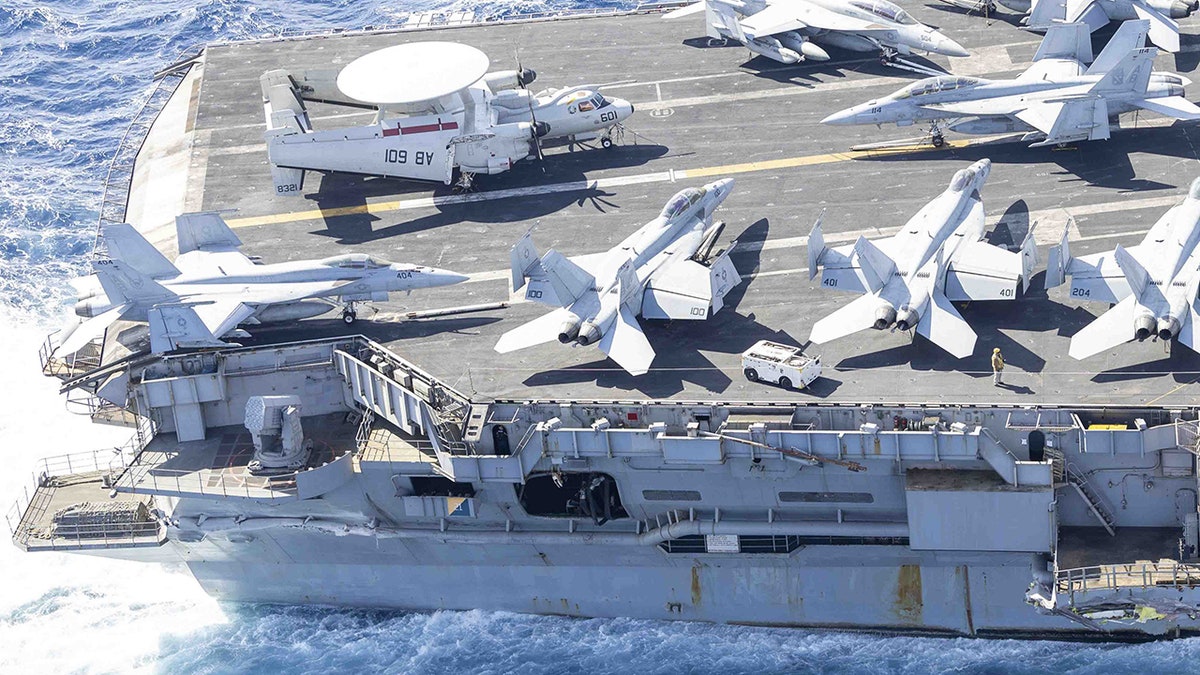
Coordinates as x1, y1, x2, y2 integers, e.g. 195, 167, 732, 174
894, 564, 923, 624
691, 566, 702, 606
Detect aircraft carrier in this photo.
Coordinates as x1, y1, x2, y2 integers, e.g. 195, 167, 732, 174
12, 2, 1200, 639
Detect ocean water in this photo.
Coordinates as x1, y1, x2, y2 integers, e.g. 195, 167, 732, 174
2, 1, 1200, 673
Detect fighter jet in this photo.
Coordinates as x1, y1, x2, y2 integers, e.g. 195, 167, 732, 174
1046, 178, 1200, 359
57, 212, 467, 356
664, 0, 969, 65
494, 179, 742, 376
807, 159, 1037, 358
822, 21, 1200, 147
941, 0, 1196, 53
262, 42, 634, 193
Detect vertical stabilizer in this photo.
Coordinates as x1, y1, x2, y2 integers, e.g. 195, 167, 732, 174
1089, 20, 1151, 74
852, 236, 897, 293
176, 212, 243, 254
1113, 244, 1150, 295
1031, 21, 1093, 63
101, 223, 179, 279
509, 231, 542, 292
807, 211, 826, 280
91, 259, 176, 305
1045, 222, 1073, 289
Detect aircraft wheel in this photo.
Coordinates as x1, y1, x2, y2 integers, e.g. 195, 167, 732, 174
342, 310, 357, 325
744, 368, 759, 382
778, 376, 793, 390
932, 135, 945, 148
601, 136, 614, 149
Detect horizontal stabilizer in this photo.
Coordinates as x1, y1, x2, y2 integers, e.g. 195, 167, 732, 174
148, 304, 231, 354
598, 304, 655, 376
916, 291, 977, 359
1175, 300, 1200, 353
1135, 96, 1200, 120
102, 224, 179, 278
662, 1, 705, 19
176, 212, 243, 254
809, 293, 886, 345
494, 307, 575, 354
1069, 295, 1137, 359
56, 306, 126, 357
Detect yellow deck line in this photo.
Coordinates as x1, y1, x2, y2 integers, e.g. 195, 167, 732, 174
224, 139, 983, 230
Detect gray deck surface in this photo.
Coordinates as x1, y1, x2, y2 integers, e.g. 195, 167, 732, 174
173, 7, 1200, 405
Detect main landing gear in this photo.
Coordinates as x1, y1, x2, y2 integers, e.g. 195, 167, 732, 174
453, 171, 477, 193
342, 303, 358, 325
928, 120, 946, 148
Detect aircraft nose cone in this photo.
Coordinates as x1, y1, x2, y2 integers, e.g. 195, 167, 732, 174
935, 34, 970, 58
430, 269, 470, 286
615, 98, 635, 120
1189, 176, 1200, 200
821, 107, 857, 125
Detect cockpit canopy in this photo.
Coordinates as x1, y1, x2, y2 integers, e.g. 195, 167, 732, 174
849, 0, 917, 24
320, 253, 392, 270
660, 187, 705, 220
895, 76, 982, 99
562, 89, 609, 112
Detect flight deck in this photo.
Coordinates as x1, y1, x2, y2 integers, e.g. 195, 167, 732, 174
119, 4, 1200, 406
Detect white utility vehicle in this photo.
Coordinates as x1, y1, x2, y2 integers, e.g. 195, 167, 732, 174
741, 340, 822, 390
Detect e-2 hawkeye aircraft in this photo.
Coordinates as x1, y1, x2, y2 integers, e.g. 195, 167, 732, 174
822, 21, 1200, 147
941, 0, 1196, 53
807, 159, 1037, 358
57, 213, 467, 356
262, 41, 634, 193
664, 0, 968, 66
1047, 178, 1200, 359
495, 179, 742, 376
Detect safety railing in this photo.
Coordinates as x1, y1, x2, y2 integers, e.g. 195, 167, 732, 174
1058, 561, 1200, 595
1176, 419, 1200, 456
39, 329, 104, 380
17, 513, 164, 552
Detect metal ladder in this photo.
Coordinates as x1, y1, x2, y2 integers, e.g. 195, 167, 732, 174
1065, 463, 1116, 536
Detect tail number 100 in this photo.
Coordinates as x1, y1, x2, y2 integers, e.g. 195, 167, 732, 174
385, 149, 436, 166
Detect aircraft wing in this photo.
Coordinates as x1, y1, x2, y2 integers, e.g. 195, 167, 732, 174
598, 304, 655, 376
738, 2, 809, 38
944, 237, 1035, 302
1135, 96, 1200, 120
662, 1, 705, 19
1063, 248, 1139, 303
643, 251, 740, 320
1019, 99, 1110, 145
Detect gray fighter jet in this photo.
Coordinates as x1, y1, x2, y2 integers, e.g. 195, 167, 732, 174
942, 0, 1196, 53
822, 21, 1200, 147
1047, 178, 1200, 359
807, 159, 1037, 358
664, 0, 969, 65
495, 179, 742, 376
58, 213, 467, 355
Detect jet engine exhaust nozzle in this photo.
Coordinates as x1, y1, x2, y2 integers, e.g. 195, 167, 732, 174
873, 305, 897, 330
1157, 316, 1181, 341
895, 307, 920, 332
557, 316, 581, 344
576, 321, 601, 346
1134, 315, 1156, 341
